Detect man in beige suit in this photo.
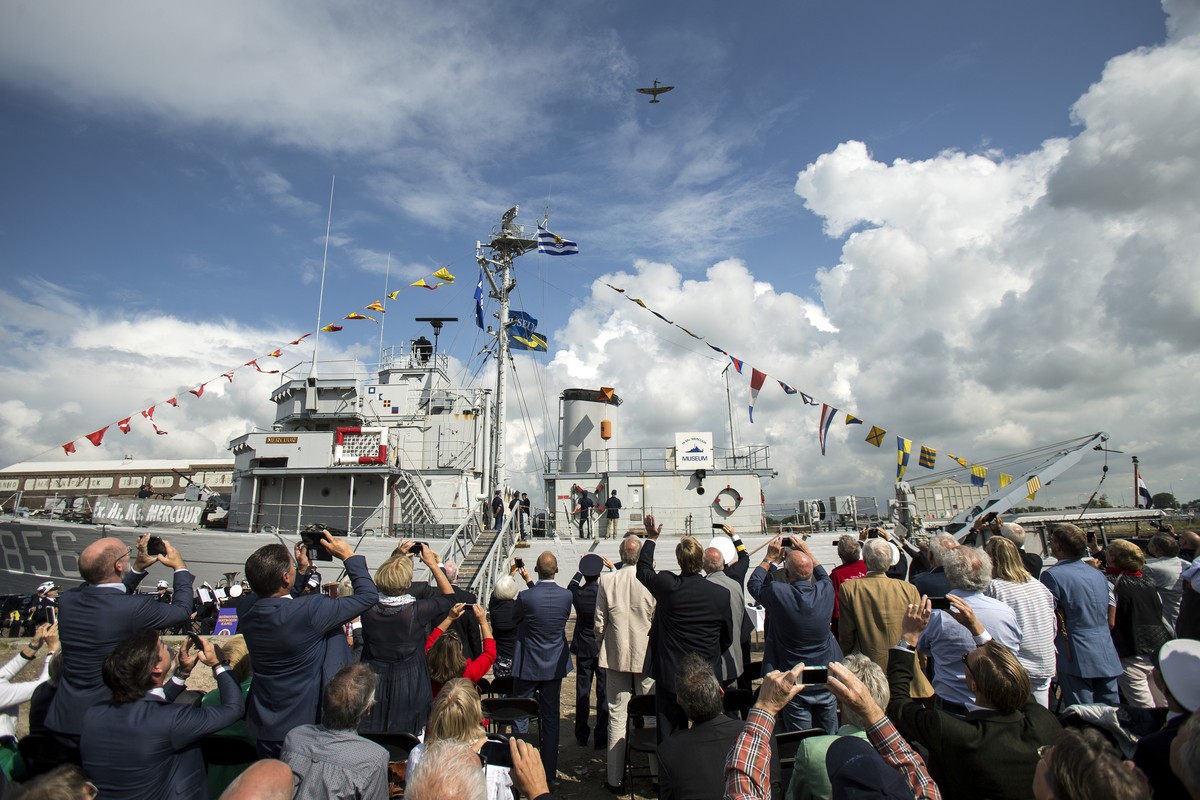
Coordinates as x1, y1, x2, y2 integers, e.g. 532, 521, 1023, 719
595, 534, 657, 791
838, 538, 934, 698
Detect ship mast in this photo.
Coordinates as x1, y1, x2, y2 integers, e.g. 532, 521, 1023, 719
477, 206, 538, 494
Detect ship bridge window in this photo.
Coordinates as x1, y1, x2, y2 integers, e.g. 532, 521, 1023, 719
252, 458, 288, 469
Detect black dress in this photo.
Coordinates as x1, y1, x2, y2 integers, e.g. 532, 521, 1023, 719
488, 594, 517, 677
359, 594, 454, 734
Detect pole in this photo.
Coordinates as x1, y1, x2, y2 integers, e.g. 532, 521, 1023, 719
378, 253, 391, 366
723, 363, 737, 461
1132, 455, 1140, 536
310, 176, 336, 382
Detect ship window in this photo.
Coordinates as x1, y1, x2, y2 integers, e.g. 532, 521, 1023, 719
252, 458, 288, 469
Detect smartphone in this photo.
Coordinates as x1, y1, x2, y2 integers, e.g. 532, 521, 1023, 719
929, 596, 952, 611
479, 739, 514, 769
712, 523, 725, 530
146, 536, 168, 556
514, 558, 524, 569
187, 633, 206, 651
800, 666, 829, 684
781, 537, 796, 548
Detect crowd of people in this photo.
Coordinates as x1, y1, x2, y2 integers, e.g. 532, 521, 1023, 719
0, 517, 1198, 800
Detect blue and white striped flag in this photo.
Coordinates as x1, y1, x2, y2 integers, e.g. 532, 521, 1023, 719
537, 223, 579, 256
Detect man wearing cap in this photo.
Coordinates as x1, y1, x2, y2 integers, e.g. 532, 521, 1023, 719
569, 553, 609, 749
491, 489, 505, 532
603, 491, 622, 540
577, 490, 595, 539
519, 493, 531, 540
155, 580, 173, 604
1134, 639, 1200, 799
703, 525, 750, 688
29, 583, 60, 627
46, 533, 194, 747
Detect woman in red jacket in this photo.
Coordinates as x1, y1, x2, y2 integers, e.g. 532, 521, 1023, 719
426, 603, 496, 697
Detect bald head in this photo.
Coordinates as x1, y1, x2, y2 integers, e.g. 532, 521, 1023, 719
80, 537, 127, 584
785, 548, 814, 582
620, 535, 643, 565
536, 551, 558, 579
219, 759, 294, 800
702, 548, 724, 575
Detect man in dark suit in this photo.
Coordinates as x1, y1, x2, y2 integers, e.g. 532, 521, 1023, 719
887, 596, 1063, 800
512, 551, 573, 782
658, 654, 756, 800
1133, 639, 1200, 800
47, 533, 194, 745
637, 514, 733, 741
80, 629, 243, 800
238, 530, 378, 757
910, 532, 956, 598
1040, 523, 1122, 706
569, 553, 608, 749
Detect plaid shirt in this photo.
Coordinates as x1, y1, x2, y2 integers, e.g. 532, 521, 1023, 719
724, 708, 941, 800
865, 716, 942, 800
724, 708, 775, 800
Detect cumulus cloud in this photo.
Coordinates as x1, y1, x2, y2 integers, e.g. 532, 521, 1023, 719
526, 12, 1200, 507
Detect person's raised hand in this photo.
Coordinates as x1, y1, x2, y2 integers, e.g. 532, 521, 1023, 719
195, 636, 225, 668
643, 514, 662, 540
178, 637, 200, 674
754, 663, 807, 715
448, 602, 467, 620
133, 534, 157, 571
509, 736, 550, 798
765, 536, 783, 564
720, 523, 736, 538
158, 540, 187, 571
321, 530, 356, 561
827, 661, 885, 728
294, 542, 311, 573
393, 539, 415, 559
472, 604, 487, 623
946, 594, 985, 636
31, 623, 52, 648
600, 555, 615, 571
901, 597, 932, 647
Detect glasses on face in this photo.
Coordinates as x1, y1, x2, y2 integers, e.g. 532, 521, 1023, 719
961, 652, 974, 677
112, 547, 133, 570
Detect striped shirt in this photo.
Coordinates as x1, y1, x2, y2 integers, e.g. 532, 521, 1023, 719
986, 578, 1057, 679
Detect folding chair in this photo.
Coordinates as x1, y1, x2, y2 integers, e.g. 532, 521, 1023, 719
775, 728, 825, 788
623, 693, 657, 800
361, 731, 422, 762
481, 696, 540, 743
722, 688, 755, 720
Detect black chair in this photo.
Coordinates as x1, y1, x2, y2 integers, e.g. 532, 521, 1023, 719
488, 675, 515, 697
199, 735, 259, 767
775, 728, 825, 787
722, 688, 755, 720
481, 696, 539, 742
745, 661, 764, 685
17, 733, 60, 779
623, 693, 658, 799
476, 676, 492, 696
361, 731, 423, 762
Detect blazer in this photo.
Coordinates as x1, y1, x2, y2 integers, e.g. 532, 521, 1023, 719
748, 564, 840, 674
48, 568, 194, 737
658, 714, 747, 800
885, 648, 1064, 800
706, 569, 746, 682
910, 567, 951, 599
569, 575, 602, 659
595, 563, 655, 673
448, 585, 484, 660
80, 670, 244, 800
1040, 558, 1122, 678
512, 579, 573, 681
239, 554, 378, 743
837, 573, 933, 698
637, 540, 733, 694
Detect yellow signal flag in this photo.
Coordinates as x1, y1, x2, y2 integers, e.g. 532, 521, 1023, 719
344, 312, 377, 322
432, 267, 455, 283
866, 426, 886, 447
365, 301, 385, 313
387, 290, 401, 300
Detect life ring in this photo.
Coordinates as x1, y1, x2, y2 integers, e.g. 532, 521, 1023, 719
713, 487, 742, 514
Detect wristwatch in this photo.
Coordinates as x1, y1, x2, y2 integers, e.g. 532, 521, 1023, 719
895, 639, 917, 652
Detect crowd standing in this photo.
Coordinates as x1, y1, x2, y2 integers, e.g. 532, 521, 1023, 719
0, 518, 1197, 800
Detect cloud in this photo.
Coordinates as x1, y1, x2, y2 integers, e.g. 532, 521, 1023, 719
522, 14, 1200, 508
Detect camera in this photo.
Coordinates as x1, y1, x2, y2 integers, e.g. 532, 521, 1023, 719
514, 558, 524, 569
929, 596, 952, 611
781, 536, 796, 549
300, 524, 348, 562
146, 536, 168, 556
407, 541, 428, 556
800, 666, 829, 684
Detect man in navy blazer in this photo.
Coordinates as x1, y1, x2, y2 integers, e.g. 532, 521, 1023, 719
1040, 523, 1122, 706
238, 530, 378, 757
637, 515, 733, 741
512, 551, 573, 781
80, 629, 244, 800
47, 533, 194, 743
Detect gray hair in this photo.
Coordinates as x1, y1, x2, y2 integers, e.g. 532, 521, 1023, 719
943, 546, 992, 593
839, 654, 889, 729
407, 740, 486, 800
999, 523, 1026, 549
928, 533, 958, 567
443, 561, 460, 584
837, 535, 861, 564
674, 653, 723, 723
492, 574, 521, 602
321, 663, 378, 730
863, 539, 893, 573
620, 535, 643, 565
702, 548, 724, 575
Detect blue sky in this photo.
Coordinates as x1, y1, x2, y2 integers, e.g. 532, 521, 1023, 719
2, 0, 1197, 509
